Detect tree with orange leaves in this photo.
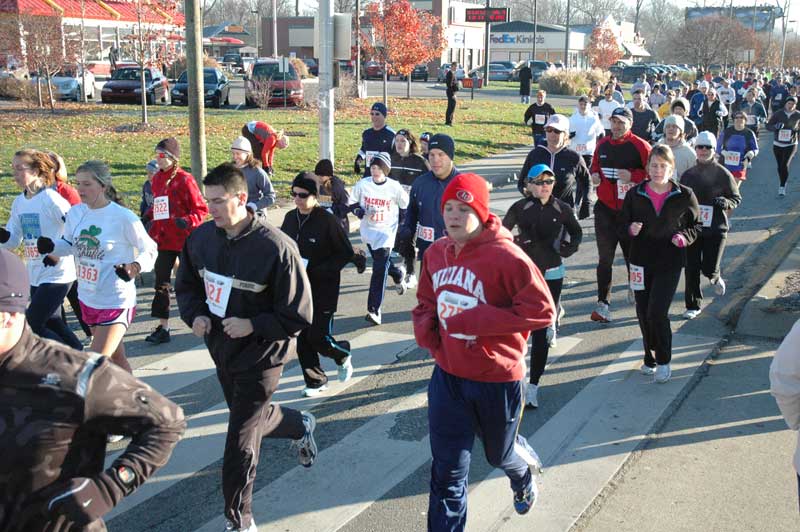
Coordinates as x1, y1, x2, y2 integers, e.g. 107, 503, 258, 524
586, 27, 623, 70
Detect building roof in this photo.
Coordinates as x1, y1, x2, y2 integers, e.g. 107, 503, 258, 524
7, 0, 185, 26
622, 41, 651, 57
203, 22, 250, 38
491, 20, 569, 33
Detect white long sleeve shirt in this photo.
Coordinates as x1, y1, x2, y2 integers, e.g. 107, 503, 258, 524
2, 189, 76, 286
598, 98, 622, 130
570, 110, 605, 156
351, 176, 409, 249
770, 319, 800, 474
53, 202, 157, 309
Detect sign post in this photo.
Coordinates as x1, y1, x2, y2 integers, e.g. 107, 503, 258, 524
464, 7, 509, 87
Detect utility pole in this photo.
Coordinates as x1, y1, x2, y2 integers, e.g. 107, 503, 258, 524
563, 0, 570, 68
483, 0, 490, 87
532, 0, 537, 61
318, 0, 334, 160
251, 8, 260, 56
185, 0, 207, 185
272, 0, 278, 57
356, 0, 361, 84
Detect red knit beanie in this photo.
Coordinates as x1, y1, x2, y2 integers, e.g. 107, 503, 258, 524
440, 173, 490, 223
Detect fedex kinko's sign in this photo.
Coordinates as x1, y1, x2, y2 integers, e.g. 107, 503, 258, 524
490, 32, 585, 50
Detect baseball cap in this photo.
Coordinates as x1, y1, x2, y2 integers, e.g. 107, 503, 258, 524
611, 107, 633, 123
545, 114, 569, 132
0, 249, 29, 314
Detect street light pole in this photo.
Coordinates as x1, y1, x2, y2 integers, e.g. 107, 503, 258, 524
563, 0, 570, 68
272, 0, 278, 57
251, 8, 260, 57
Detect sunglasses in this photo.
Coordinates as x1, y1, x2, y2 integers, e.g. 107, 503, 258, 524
291, 191, 311, 198
528, 178, 555, 185
156, 152, 169, 159
695, 145, 713, 150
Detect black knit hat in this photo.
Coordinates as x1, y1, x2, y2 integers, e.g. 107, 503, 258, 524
156, 137, 180, 160
428, 134, 455, 160
0, 249, 29, 313
314, 159, 334, 176
292, 171, 318, 196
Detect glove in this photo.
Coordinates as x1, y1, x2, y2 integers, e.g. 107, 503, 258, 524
114, 262, 141, 282
578, 201, 591, 220
42, 255, 58, 267
714, 197, 728, 209
37, 236, 55, 254
354, 159, 362, 175
0, 227, 8, 244
352, 207, 365, 219
43, 476, 115, 526
174, 217, 188, 230
559, 240, 578, 258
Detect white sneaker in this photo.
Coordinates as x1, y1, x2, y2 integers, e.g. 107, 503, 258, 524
546, 326, 557, 348
683, 308, 701, 320
639, 363, 656, 376
525, 383, 539, 408
365, 310, 382, 325
337, 355, 353, 383
301, 384, 328, 397
779, 186, 787, 196
556, 304, 566, 327
590, 301, 612, 323
404, 273, 418, 289
107, 434, 125, 443
224, 520, 257, 532
291, 411, 318, 467
655, 363, 672, 383
712, 276, 726, 296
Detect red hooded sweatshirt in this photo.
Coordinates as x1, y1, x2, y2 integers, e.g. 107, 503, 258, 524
412, 214, 555, 383
145, 167, 208, 251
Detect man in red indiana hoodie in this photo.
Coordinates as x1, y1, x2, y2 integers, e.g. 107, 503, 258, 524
412, 173, 555, 531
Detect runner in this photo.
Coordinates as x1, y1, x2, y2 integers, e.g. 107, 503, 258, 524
412, 172, 552, 530
503, 164, 582, 407
2, 149, 82, 350
736, 88, 768, 136
241, 121, 289, 176
689, 80, 708, 127
230, 135, 276, 213
656, 115, 696, 180
390, 128, 430, 289
717, 110, 759, 186
590, 107, 651, 323
524, 90, 556, 146
281, 172, 354, 397
140, 159, 157, 229
43, 160, 158, 373
354, 102, 395, 177
569, 94, 605, 169
142, 138, 208, 345
518, 114, 592, 219
653, 97, 698, 143
350, 152, 410, 325
771, 74, 790, 115
698, 87, 727, 137
175, 162, 317, 532
648, 84, 667, 109
0, 249, 186, 532
630, 89, 660, 142
622, 145, 700, 383
680, 132, 741, 320
597, 86, 623, 136
766, 95, 800, 196
717, 78, 737, 128
420, 131, 432, 160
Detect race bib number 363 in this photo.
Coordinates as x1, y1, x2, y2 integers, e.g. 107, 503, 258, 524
204, 270, 233, 318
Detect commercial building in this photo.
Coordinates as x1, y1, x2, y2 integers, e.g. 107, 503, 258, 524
489, 21, 586, 67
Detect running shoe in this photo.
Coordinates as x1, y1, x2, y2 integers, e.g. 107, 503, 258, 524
556, 304, 565, 327
590, 302, 612, 323
301, 384, 328, 398
655, 363, 672, 383
546, 326, 557, 348
683, 309, 701, 320
393, 265, 407, 295
365, 310, 382, 326
337, 355, 354, 383
640, 363, 656, 376
292, 411, 318, 467
107, 434, 125, 443
144, 325, 171, 345
224, 520, 257, 532
779, 186, 787, 197
353, 249, 367, 274
404, 273, 418, 290
712, 276, 726, 296
525, 384, 538, 408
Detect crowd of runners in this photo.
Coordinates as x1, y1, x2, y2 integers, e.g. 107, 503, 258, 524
1, 65, 799, 532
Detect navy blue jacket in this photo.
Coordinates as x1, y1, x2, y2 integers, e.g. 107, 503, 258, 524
399, 166, 460, 257
356, 125, 395, 176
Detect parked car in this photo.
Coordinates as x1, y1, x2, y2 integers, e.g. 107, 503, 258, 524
223, 53, 243, 69
621, 65, 650, 83
0, 54, 28, 80
468, 63, 514, 82
398, 64, 429, 82
101, 66, 169, 104
301, 57, 318, 76
436, 64, 466, 83
245, 58, 303, 107
38, 65, 95, 101
338, 60, 354, 75
170, 67, 230, 108
363, 61, 384, 80
526, 60, 553, 82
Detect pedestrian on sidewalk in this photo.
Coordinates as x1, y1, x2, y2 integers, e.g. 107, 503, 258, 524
622, 145, 700, 383
281, 172, 355, 397
503, 164, 582, 407
230, 135, 276, 213
175, 162, 317, 532
518, 62, 532, 104
0, 249, 186, 532
141, 138, 208, 345
766, 95, 800, 196
445, 62, 459, 126
413, 173, 553, 530
524, 90, 556, 146
680, 131, 741, 320
350, 152, 410, 325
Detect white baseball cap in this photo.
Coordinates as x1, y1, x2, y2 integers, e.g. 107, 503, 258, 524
545, 114, 570, 133
230, 136, 252, 153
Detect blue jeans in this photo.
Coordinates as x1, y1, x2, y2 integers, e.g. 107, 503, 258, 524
427, 365, 532, 531
367, 245, 403, 314
28, 283, 83, 350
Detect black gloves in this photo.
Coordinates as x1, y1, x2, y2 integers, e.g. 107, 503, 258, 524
37, 236, 55, 254
354, 159, 362, 175
352, 206, 365, 219
42, 255, 58, 267
174, 217, 188, 230
43, 475, 116, 526
114, 262, 141, 282
0, 227, 9, 244
578, 202, 591, 221
559, 240, 579, 258
714, 197, 728, 209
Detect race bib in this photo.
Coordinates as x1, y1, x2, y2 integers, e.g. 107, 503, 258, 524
23, 239, 40, 260
575, 143, 587, 153
203, 269, 233, 318
778, 129, 792, 142
535, 114, 546, 125
699, 205, 713, 228
77, 257, 100, 292
153, 196, 170, 221
775, 93, 783, 100
416, 224, 435, 242
368, 208, 387, 224
401, 184, 412, 194
601, 167, 619, 181
365, 150, 379, 166
746, 114, 756, 125
722, 150, 740, 166
617, 181, 635, 200
629, 264, 645, 291
437, 290, 477, 340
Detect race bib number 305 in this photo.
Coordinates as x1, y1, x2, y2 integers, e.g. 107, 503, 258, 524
437, 290, 477, 340
617, 181, 635, 200
629, 264, 645, 291
204, 270, 233, 318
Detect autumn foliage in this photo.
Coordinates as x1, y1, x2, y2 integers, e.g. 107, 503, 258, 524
586, 27, 623, 70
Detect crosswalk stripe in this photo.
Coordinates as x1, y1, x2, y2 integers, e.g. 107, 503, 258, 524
465, 333, 718, 532
105, 330, 416, 520
192, 335, 585, 532
132, 344, 216, 396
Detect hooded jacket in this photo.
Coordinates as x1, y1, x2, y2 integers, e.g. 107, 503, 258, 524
411, 214, 555, 383
716, 126, 759, 174
400, 166, 460, 257
518, 145, 591, 214
145, 167, 208, 252
679, 160, 741, 235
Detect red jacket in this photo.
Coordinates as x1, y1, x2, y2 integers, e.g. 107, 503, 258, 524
411, 214, 555, 383
591, 131, 651, 211
145, 167, 208, 251
55, 181, 80, 206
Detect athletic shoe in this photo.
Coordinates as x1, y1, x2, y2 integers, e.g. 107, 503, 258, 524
683, 309, 701, 320
393, 265, 407, 294
301, 384, 328, 397
353, 249, 367, 274
404, 273, 418, 289
556, 304, 566, 327
292, 411, 318, 467
779, 186, 787, 197
365, 310, 382, 325
224, 519, 257, 532
546, 326, 557, 348
513, 480, 539, 515
627, 287, 635, 304
107, 434, 125, 443
639, 364, 656, 376
590, 302, 612, 323
712, 276, 726, 296
337, 355, 353, 383
82, 336, 93, 348
514, 436, 544, 474
525, 384, 539, 408
655, 363, 672, 383
144, 325, 170, 345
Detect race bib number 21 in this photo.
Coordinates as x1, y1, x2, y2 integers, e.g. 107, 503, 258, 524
204, 270, 233, 318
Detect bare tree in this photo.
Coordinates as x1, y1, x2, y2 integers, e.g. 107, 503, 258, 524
19, 14, 76, 110
669, 15, 754, 69
569, 0, 627, 25
638, 0, 682, 60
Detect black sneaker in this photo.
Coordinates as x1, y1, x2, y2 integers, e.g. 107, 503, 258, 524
145, 325, 171, 344
353, 250, 367, 274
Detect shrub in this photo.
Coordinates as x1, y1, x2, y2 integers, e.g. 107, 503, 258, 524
167, 55, 220, 80
539, 69, 591, 96
249, 79, 275, 109
0, 77, 36, 101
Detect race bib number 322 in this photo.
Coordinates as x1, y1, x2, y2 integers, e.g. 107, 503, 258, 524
153, 196, 170, 221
